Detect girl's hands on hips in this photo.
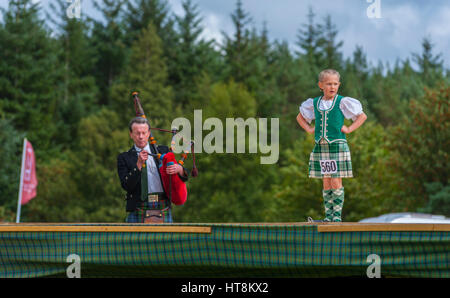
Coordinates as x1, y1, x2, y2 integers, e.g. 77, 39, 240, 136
342, 113, 368, 134
341, 125, 351, 134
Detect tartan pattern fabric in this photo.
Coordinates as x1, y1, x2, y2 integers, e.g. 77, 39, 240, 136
0, 224, 448, 278
126, 200, 172, 223
331, 188, 345, 222
323, 190, 333, 222
309, 140, 353, 178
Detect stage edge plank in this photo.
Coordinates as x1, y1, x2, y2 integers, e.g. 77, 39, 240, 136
317, 223, 450, 232
0, 225, 211, 233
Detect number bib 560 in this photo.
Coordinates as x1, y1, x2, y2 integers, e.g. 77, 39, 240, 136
320, 160, 337, 175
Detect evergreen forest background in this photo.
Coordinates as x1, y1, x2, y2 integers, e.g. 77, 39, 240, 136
0, 0, 449, 223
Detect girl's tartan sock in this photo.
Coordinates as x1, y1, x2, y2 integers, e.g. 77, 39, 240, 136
331, 187, 345, 222
323, 189, 334, 222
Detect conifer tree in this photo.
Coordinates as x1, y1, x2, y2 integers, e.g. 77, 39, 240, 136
0, 0, 61, 156
222, 0, 253, 82
175, 80, 277, 222
389, 85, 449, 210
110, 23, 173, 139
223, 1, 285, 119
90, 0, 128, 105
296, 7, 323, 73
0, 119, 24, 215
341, 46, 369, 110
412, 37, 444, 86
47, 0, 98, 147
318, 15, 343, 69
124, 0, 172, 45
171, 0, 218, 107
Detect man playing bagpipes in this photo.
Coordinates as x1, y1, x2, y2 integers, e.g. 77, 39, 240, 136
117, 93, 196, 223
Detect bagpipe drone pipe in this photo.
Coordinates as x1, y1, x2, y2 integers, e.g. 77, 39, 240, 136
132, 92, 197, 205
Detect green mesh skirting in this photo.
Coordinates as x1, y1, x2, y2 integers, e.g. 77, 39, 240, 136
0, 223, 448, 278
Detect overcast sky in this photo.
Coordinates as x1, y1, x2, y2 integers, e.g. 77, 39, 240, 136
1, 0, 449, 69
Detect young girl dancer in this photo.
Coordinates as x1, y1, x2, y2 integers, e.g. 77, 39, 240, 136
297, 69, 367, 222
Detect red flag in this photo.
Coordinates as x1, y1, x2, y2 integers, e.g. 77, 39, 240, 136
20, 139, 37, 205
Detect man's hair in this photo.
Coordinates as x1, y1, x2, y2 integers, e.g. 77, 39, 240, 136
128, 117, 150, 132
318, 69, 340, 82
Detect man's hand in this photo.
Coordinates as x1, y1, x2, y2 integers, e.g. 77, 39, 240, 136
166, 163, 184, 176
137, 150, 149, 170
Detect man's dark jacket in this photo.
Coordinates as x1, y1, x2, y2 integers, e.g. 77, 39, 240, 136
117, 145, 188, 212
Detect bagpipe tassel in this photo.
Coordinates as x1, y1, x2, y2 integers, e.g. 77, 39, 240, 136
190, 141, 198, 177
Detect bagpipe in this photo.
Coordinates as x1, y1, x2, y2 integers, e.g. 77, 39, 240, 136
132, 92, 197, 205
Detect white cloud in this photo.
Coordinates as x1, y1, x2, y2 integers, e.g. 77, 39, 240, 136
167, 0, 184, 17
200, 12, 227, 46
427, 7, 450, 38
201, 12, 233, 44
426, 7, 450, 64
381, 5, 420, 48
167, 0, 231, 48
1, 0, 448, 68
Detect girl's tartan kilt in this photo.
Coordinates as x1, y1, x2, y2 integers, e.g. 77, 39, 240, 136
308, 140, 353, 178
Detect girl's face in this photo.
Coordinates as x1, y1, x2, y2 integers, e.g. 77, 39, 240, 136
318, 74, 340, 99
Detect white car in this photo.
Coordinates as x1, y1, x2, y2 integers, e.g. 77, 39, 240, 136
359, 213, 450, 224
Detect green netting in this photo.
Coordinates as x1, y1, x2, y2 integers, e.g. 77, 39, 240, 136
0, 224, 448, 278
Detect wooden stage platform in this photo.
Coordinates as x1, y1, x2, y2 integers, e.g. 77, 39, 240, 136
0, 222, 448, 278
1, 222, 449, 232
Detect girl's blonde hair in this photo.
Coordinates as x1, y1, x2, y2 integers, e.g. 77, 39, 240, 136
318, 69, 340, 82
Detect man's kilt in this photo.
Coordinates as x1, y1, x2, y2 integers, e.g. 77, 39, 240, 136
126, 199, 173, 223
308, 139, 353, 178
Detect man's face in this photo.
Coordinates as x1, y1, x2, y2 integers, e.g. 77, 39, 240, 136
130, 123, 150, 149
318, 74, 340, 99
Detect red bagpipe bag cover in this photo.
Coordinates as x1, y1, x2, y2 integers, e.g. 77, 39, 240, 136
159, 152, 187, 205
